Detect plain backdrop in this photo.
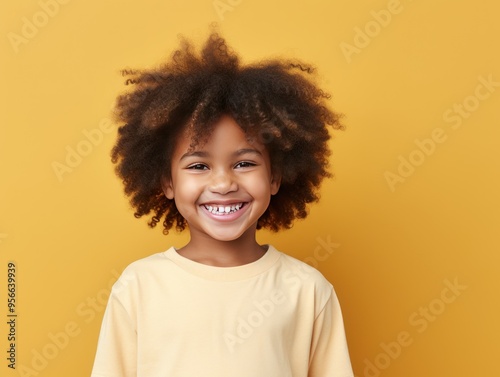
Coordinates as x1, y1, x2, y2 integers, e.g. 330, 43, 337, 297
1, 1, 499, 376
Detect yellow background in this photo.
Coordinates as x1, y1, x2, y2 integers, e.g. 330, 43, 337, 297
1, 0, 499, 376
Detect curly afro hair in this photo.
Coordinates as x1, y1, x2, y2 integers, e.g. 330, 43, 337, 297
111, 32, 343, 234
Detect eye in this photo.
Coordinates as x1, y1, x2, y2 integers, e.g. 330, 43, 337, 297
234, 161, 256, 169
187, 163, 208, 170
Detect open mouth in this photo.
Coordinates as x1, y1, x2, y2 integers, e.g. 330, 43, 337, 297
203, 203, 246, 215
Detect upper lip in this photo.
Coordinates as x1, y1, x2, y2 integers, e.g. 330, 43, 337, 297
199, 200, 247, 206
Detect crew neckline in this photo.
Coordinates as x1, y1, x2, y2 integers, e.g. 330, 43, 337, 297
162, 245, 281, 282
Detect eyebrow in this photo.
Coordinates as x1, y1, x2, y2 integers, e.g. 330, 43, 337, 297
179, 151, 209, 161
179, 148, 262, 161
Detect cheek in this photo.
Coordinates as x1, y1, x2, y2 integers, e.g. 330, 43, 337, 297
246, 174, 274, 199
174, 176, 202, 201
172, 181, 201, 221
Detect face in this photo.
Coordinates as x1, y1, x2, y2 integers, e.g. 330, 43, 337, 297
162, 115, 280, 243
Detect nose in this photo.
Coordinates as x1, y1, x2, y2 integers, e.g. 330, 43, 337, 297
208, 169, 238, 194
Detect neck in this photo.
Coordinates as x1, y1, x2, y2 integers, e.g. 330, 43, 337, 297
177, 230, 266, 267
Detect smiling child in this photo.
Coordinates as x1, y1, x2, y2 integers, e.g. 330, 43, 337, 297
91, 31, 354, 377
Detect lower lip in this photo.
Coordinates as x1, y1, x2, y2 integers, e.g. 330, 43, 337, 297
201, 203, 249, 222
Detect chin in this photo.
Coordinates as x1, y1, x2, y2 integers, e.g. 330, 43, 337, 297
208, 233, 245, 242
204, 227, 251, 243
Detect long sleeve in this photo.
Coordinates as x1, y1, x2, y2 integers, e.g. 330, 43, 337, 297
308, 289, 354, 377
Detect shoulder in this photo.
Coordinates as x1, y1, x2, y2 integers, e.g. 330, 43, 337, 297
273, 246, 332, 287
110, 247, 176, 296
270, 246, 334, 310
122, 249, 170, 274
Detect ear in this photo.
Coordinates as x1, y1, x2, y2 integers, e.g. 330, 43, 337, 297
270, 174, 281, 196
161, 175, 175, 199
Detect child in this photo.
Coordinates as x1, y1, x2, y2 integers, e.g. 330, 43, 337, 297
91, 31, 354, 377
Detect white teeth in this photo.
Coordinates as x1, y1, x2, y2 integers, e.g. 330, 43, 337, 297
204, 203, 244, 215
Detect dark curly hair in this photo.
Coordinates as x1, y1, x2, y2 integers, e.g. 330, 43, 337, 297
111, 32, 343, 234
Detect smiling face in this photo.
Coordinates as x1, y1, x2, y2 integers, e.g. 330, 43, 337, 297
162, 115, 280, 244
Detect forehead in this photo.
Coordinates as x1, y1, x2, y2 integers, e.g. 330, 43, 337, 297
173, 115, 268, 155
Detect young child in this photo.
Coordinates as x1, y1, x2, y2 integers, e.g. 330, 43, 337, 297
91, 31, 354, 377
